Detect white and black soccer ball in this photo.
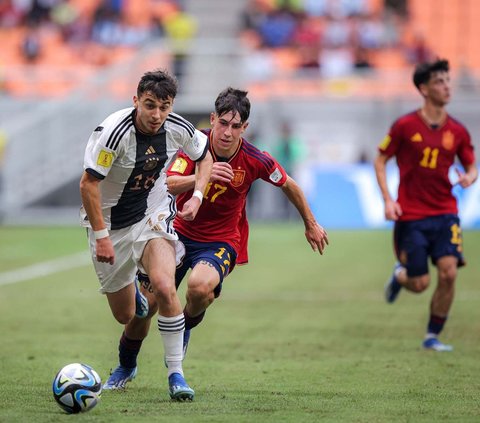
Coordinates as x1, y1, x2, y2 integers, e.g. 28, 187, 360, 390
52, 363, 102, 414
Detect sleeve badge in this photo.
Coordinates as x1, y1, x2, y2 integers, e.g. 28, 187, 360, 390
171, 157, 188, 174
97, 150, 113, 167
269, 167, 282, 183
378, 134, 391, 150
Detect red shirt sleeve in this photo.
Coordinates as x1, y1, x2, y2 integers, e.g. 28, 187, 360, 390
457, 126, 476, 167
257, 150, 288, 186
378, 117, 404, 157
167, 151, 195, 176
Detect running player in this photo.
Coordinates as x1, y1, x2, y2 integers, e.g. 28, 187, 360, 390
103, 87, 329, 391
79, 69, 212, 400
374, 59, 477, 351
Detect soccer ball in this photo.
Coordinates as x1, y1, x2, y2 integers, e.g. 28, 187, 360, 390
52, 363, 102, 414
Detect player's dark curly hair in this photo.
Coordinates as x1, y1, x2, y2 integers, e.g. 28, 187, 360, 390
215, 87, 251, 123
137, 69, 178, 100
413, 59, 449, 90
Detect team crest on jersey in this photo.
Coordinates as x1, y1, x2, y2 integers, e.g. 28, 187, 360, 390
97, 149, 113, 167
379, 134, 391, 150
171, 157, 188, 174
269, 167, 282, 183
144, 157, 159, 171
442, 130, 454, 150
231, 169, 245, 187
410, 132, 423, 142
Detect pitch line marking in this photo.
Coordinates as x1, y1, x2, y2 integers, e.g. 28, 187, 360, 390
0, 251, 91, 287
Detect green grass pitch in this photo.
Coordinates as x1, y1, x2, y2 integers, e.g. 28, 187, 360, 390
0, 225, 479, 422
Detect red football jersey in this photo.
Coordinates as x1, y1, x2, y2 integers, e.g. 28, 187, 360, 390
167, 129, 288, 264
378, 110, 475, 220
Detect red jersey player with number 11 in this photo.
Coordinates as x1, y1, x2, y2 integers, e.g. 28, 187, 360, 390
374, 59, 477, 352
103, 87, 329, 393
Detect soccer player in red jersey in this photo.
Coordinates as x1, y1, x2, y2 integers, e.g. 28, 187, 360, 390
374, 59, 477, 352
103, 87, 329, 391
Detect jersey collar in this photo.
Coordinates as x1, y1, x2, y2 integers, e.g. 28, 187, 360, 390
417, 108, 448, 130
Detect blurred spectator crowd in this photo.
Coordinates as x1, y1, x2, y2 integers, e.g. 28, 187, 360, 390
0, 0, 191, 66
240, 0, 434, 80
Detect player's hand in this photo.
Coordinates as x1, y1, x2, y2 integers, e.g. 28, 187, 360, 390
305, 221, 329, 255
385, 199, 402, 221
211, 162, 234, 183
177, 196, 201, 221
455, 167, 476, 188
95, 237, 115, 265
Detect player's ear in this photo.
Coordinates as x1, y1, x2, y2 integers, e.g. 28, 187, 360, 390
242, 121, 249, 132
419, 84, 428, 98
210, 112, 216, 125
133, 95, 139, 108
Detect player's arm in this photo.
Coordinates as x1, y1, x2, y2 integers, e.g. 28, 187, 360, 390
193, 150, 213, 199
167, 173, 196, 196
374, 152, 402, 221
281, 175, 329, 255
79, 171, 114, 264
455, 162, 478, 188
177, 150, 213, 221
168, 159, 234, 195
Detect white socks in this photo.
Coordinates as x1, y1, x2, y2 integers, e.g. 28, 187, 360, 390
157, 314, 185, 376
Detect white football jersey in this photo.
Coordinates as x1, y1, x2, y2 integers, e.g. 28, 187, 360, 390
80, 107, 208, 230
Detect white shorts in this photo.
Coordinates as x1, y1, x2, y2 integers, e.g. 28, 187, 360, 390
87, 199, 185, 294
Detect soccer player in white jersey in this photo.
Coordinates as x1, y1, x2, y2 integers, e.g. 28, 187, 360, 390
79, 69, 212, 401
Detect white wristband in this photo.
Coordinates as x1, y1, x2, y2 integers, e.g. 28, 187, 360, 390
192, 189, 203, 203
93, 228, 109, 240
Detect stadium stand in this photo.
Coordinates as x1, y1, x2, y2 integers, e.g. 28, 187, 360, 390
408, 0, 480, 71
2, 0, 479, 100
0, 0, 181, 98
238, 0, 480, 99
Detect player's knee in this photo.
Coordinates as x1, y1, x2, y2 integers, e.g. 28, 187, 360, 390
438, 267, 457, 286
410, 275, 430, 293
149, 275, 177, 305
113, 309, 135, 325
187, 280, 214, 304
436, 256, 458, 285
189, 284, 213, 302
